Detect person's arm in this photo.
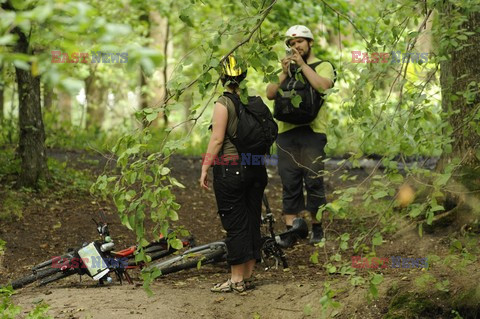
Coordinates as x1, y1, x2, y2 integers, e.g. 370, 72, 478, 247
266, 57, 291, 100
290, 48, 333, 92
199, 101, 229, 190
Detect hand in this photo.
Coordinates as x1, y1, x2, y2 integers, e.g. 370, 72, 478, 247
281, 57, 291, 74
199, 169, 210, 190
290, 47, 306, 67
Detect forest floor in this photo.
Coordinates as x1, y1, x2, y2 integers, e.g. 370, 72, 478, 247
1, 149, 479, 319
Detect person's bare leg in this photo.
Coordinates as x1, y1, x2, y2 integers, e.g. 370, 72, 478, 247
230, 264, 245, 283
243, 259, 256, 279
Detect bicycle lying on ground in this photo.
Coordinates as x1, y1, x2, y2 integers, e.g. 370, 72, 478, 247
6, 211, 194, 289
147, 194, 308, 276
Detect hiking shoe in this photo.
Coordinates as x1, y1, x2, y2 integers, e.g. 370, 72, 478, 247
309, 224, 324, 245
211, 279, 246, 293
276, 234, 297, 248
244, 277, 256, 290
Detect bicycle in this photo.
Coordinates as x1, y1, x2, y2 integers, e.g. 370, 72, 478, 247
6, 211, 194, 289
147, 194, 308, 276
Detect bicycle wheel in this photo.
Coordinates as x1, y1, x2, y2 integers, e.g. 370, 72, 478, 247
38, 268, 77, 286
150, 242, 226, 276
32, 252, 75, 272
10, 267, 62, 289
126, 248, 172, 267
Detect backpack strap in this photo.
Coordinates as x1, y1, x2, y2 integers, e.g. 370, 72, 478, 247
220, 91, 241, 151
222, 91, 241, 118
309, 61, 323, 69
311, 60, 337, 84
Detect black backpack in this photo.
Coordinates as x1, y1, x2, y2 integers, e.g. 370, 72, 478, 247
273, 61, 336, 125
223, 92, 278, 156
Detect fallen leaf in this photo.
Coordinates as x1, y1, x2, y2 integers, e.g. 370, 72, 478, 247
214, 297, 225, 303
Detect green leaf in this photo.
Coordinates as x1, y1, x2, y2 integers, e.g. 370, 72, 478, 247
0, 34, 15, 45
135, 249, 145, 262
169, 210, 179, 221
310, 251, 319, 264
291, 95, 302, 108
170, 238, 183, 250
179, 13, 193, 27
372, 232, 383, 246
390, 174, 404, 183
426, 211, 434, 225
209, 58, 219, 68
146, 113, 157, 122
129, 214, 136, 231
371, 274, 383, 285
170, 177, 185, 189
373, 191, 388, 199
435, 173, 451, 186
328, 265, 337, 273
430, 204, 444, 212
125, 190, 136, 201
122, 214, 133, 230
409, 206, 422, 218
160, 167, 170, 175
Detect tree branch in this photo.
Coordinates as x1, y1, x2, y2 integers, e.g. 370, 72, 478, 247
319, 0, 369, 44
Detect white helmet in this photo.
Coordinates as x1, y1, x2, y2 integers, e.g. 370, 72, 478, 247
285, 25, 314, 47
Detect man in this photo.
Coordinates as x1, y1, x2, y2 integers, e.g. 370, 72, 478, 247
266, 25, 335, 247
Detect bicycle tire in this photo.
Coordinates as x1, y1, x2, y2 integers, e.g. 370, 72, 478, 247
144, 244, 168, 254
32, 252, 75, 272
126, 248, 172, 267
10, 267, 61, 289
38, 269, 77, 286
151, 244, 226, 276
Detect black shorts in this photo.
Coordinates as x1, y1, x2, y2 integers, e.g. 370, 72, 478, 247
277, 126, 327, 218
213, 163, 268, 265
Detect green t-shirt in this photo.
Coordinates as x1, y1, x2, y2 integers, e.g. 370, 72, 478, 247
276, 60, 335, 134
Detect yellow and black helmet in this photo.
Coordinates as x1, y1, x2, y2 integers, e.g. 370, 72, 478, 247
220, 55, 247, 86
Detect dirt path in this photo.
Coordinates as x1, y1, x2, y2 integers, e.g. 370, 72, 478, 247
11, 276, 328, 319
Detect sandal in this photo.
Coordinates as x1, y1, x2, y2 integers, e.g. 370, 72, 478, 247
210, 279, 246, 293
244, 277, 256, 290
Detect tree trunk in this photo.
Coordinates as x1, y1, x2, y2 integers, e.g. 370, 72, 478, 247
11, 27, 48, 187
146, 10, 172, 128
161, 18, 170, 127
0, 63, 4, 123
435, 1, 480, 226
183, 92, 193, 133
42, 82, 54, 111
139, 66, 150, 128
57, 90, 72, 125
138, 9, 152, 128
439, 3, 480, 168
85, 70, 106, 130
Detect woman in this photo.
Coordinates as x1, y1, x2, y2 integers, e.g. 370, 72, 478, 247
199, 55, 268, 293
